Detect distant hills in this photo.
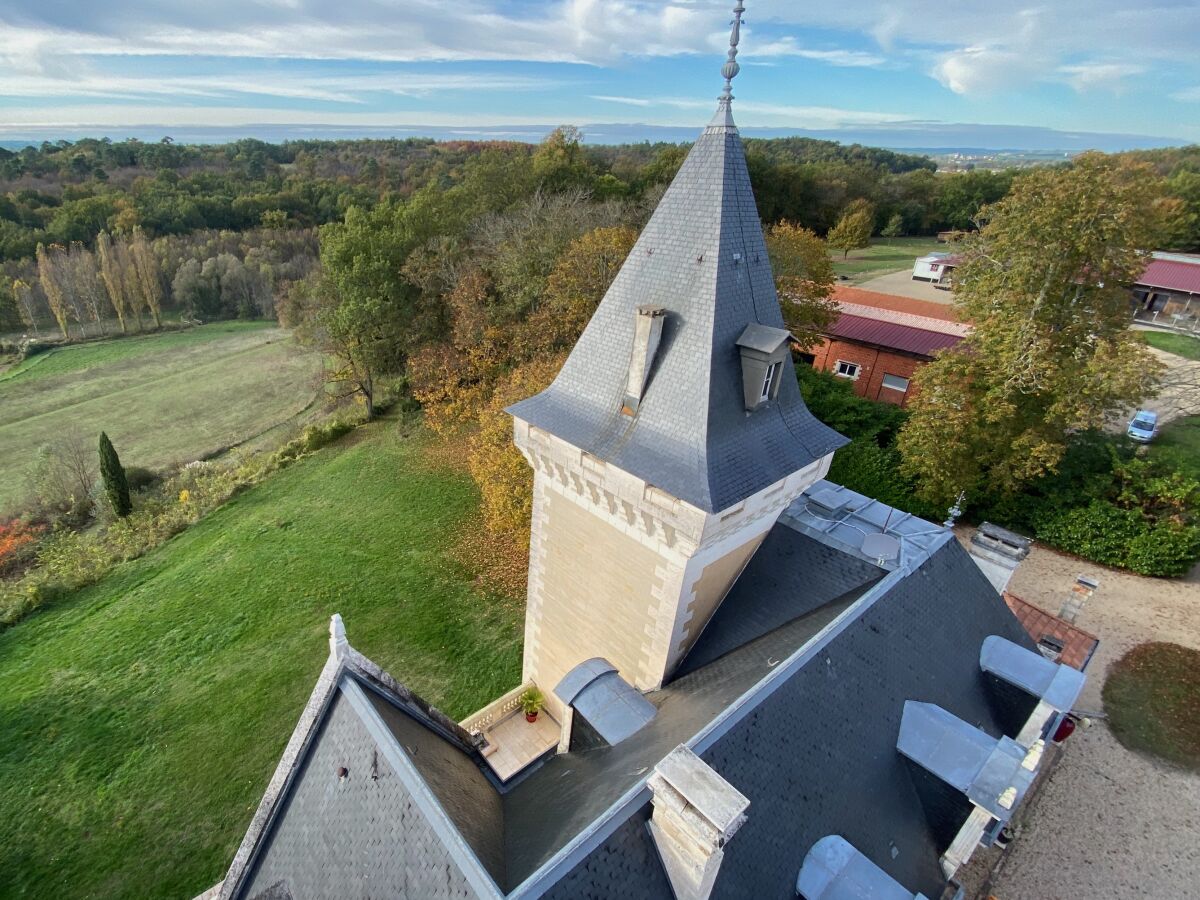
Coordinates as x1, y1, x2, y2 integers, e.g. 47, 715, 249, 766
0, 120, 1188, 155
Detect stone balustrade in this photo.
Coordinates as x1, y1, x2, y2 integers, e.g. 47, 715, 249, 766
459, 682, 533, 736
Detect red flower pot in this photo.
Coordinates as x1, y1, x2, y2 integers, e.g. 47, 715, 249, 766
525, 712, 538, 723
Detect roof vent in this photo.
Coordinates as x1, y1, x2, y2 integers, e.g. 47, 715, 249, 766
735, 323, 793, 412
861, 533, 900, 565
622, 305, 666, 416
807, 486, 850, 519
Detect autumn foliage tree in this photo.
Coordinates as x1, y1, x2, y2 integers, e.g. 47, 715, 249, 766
764, 221, 838, 349
898, 152, 1164, 508
826, 198, 874, 258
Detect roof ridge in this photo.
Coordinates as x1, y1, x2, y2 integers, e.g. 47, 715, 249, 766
837, 302, 969, 337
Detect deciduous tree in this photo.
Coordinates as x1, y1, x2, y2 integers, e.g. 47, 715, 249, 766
898, 152, 1164, 508
826, 198, 874, 259
764, 221, 838, 349
129, 227, 164, 327
36, 243, 71, 339
96, 231, 130, 333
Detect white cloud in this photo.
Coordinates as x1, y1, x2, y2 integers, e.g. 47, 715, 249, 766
746, 37, 885, 68
0, 71, 553, 104
1172, 85, 1200, 102
933, 47, 1043, 95
590, 95, 654, 107
1059, 63, 1146, 93
0, 0, 1196, 122
587, 94, 914, 128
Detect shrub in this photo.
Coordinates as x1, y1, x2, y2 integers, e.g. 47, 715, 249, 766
828, 440, 932, 517
1, 409, 374, 629
796, 365, 907, 444
124, 466, 161, 492
1033, 500, 1143, 568
0, 520, 43, 577
1125, 525, 1200, 577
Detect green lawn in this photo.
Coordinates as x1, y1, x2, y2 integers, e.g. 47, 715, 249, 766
0, 323, 321, 516
1140, 330, 1200, 361
830, 236, 946, 284
0, 423, 523, 899
1103, 642, 1200, 770
1152, 415, 1200, 479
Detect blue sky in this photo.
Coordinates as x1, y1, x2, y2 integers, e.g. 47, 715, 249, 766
1, 1, 1198, 147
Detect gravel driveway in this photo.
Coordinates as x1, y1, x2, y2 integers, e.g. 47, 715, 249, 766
963, 541, 1200, 899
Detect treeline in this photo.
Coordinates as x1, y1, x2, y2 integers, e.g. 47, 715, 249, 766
1, 227, 318, 337
0, 129, 1000, 266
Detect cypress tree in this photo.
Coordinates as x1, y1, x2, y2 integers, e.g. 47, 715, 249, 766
98, 432, 132, 518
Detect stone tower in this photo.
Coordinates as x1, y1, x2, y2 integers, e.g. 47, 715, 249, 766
507, 13, 846, 700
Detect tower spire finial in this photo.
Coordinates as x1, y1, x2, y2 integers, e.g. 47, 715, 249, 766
719, 2, 746, 104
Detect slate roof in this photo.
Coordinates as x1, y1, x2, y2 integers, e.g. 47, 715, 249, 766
507, 105, 845, 513
541, 527, 1036, 900
216, 487, 1052, 900
219, 632, 503, 900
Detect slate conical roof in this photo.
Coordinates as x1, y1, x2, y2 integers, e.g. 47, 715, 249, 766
508, 102, 846, 513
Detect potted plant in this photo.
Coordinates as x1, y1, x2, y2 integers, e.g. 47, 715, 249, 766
519, 687, 545, 723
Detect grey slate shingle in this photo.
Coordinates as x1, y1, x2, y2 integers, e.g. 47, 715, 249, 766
541, 539, 1037, 899
508, 117, 846, 513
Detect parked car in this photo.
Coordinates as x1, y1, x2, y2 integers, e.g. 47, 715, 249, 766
1127, 409, 1159, 443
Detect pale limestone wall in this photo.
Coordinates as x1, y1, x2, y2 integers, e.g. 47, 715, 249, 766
534, 486, 667, 697
674, 533, 767, 661
515, 419, 833, 696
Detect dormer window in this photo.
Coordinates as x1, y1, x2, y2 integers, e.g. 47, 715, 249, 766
736, 323, 793, 412
760, 361, 781, 402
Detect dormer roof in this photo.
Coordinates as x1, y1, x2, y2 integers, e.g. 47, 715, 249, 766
507, 104, 845, 514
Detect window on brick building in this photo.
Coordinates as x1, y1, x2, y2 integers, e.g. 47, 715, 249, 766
835, 360, 860, 379
882, 373, 909, 393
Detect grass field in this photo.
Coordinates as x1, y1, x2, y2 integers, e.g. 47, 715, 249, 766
1141, 330, 1200, 361
0, 423, 523, 899
1104, 642, 1200, 770
830, 236, 945, 283
0, 323, 321, 516
1152, 415, 1200, 479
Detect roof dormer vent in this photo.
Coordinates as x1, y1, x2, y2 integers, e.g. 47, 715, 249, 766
735, 323, 792, 412
623, 305, 666, 416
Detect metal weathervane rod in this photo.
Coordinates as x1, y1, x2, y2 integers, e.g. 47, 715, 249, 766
720, 2, 746, 104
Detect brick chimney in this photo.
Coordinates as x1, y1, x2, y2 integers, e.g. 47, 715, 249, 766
647, 745, 749, 900
968, 522, 1031, 594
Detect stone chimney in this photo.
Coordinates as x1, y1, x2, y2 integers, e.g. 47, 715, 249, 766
968, 522, 1031, 594
647, 745, 749, 900
622, 305, 666, 415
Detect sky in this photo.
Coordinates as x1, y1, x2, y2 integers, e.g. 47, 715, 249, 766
2, 0, 1199, 149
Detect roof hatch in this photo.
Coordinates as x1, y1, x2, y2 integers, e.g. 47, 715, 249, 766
897, 701, 1038, 823
980, 635, 1086, 712
797, 836, 929, 900
554, 658, 656, 747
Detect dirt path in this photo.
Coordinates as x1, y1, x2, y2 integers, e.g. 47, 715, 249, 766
855, 269, 956, 304
973, 543, 1200, 898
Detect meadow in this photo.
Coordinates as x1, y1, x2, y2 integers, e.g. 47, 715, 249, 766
0, 422, 523, 899
830, 236, 944, 283
0, 323, 321, 516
